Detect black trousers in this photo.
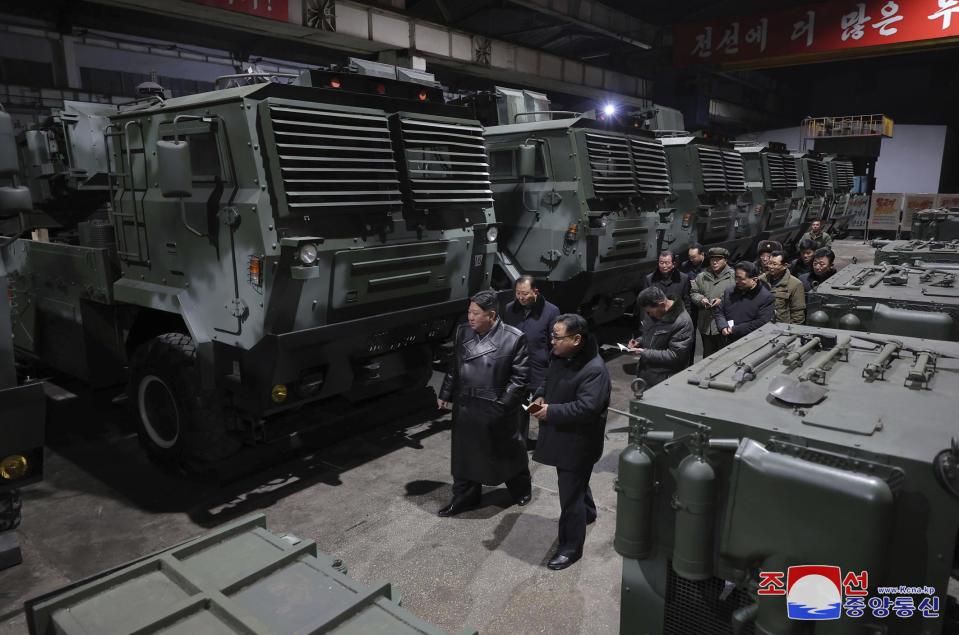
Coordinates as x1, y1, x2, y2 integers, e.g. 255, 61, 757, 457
556, 467, 596, 556
701, 333, 726, 358
452, 466, 531, 502
687, 306, 699, 366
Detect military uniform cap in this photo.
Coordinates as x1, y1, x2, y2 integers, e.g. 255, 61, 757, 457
707, 246, 730, 259
758, 240, 782, 252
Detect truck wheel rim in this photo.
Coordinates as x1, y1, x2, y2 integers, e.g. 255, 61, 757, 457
138, 374, 180, 449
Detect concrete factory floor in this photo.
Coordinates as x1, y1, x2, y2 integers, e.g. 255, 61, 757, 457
0, 240, 953, 634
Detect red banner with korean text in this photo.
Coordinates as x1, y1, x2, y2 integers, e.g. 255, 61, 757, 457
675, 1, 959, 66
187, 0, 288, 22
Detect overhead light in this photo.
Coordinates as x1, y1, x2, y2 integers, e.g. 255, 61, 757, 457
603, 104, 616, 116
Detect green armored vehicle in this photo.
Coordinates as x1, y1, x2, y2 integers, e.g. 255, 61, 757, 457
659, 134, 752, 262
792, 151, 831, 231
911, 207, 959, 241
26, 514, 472, 634
874, 239, 959, 265
480, 88, 672, 323
1, 60, 497, 463
0, 104, 46, 570
735, 141, 802, 255
824, 157, 855, 238
805, 263, 959, 341
613, 322, 959, 635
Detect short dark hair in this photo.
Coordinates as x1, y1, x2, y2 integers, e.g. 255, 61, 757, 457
811, 218, 822, 224
658, 250, 676, 263
637, 286, 667, 307
735, 261, 760, 278
470, 289, 498, 312
515, 275, 536, 289
768, 250, 786, 263
813, 248, 835, 264
555, 313, 588, 338
688, 242, 704, 255
799, 238, 817, 252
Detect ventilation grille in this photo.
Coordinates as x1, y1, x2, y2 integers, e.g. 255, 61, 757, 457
831, 160, 854, 189
269, 104, 402, 213
586, 131, 638, 196
398, 117, 493, 209
721, 150, 746, 191
805, 159, 830, 191
629, 137, 671, 195
697, 146, 727, 192
664, 562, 756, 635
764, 153, 797, 190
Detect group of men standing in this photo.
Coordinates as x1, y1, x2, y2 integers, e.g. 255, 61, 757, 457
433, 220, 839, 572
437, 280, 610, 571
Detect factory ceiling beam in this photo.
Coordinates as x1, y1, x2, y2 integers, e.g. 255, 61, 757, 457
504, 0, 657, 51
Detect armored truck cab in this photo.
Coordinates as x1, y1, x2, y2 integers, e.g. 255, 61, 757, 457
824, 157, 855, 239
735, 142, 802, 256
912, 207, 959, 241
484, 105, 671, 323
659, 136, 752, 262
874, 239, 959, 265
793, 151, 831, 233
614, 323, 959, 635
805, 263, 959, 341
1, 63, 497, 463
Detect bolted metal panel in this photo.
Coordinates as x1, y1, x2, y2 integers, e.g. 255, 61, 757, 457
763, 153, 787, 191
397, 116, 493, 209
267, 103, 403, 213
585, 131, 637, 196
696, 146, 726, 193
629, 137, 671, 196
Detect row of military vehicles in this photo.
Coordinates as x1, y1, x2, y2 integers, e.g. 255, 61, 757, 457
0, 59, 861, 468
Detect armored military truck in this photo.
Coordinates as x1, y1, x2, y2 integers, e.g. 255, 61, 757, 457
911, 207, 959, 241
659, 134, 752, 262
735, 141, 802, 256
874, 239, 959, 265
0, 60, 497, 464
792, 151, 831, 234
805, 262, 959, 341
824, 157, 855, 238
613, 322, 959, 635
480, 88, 672, 323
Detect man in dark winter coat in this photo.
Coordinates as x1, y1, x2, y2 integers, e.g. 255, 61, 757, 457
799, 248, 837, 292
502, 276, 560, 447
789, 238, 817, 277
437, 290, 532, 517
679, 243, 706, 365
629, 286, 694, 388
715, 261, 776, 343
643, 251, 691, 313
529, 314, 611, 571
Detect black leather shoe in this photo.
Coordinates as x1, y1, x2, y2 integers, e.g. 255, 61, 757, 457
515, 493, 532, 506
438, 496, 479, 517
547, 552, 581, 570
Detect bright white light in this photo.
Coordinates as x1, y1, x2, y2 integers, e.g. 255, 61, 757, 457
603, 104, 616, 116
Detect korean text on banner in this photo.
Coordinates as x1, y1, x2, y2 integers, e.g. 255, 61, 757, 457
937, 193, 959, 209
867, 193, 903, 230
187, 0, 289, 21
847, 194, 871, 231
901, 193, 937, 230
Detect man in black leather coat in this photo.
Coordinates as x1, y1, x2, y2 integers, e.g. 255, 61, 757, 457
530, 314, 611, 570
437, 290, 533, 517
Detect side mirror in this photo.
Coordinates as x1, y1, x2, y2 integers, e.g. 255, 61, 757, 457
517, 143, 536, 179
156, 140, 192, 198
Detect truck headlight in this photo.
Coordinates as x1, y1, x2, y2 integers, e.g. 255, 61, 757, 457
486, 226, 498, 243
298, 244, 318, 265
0, 455, 27, 480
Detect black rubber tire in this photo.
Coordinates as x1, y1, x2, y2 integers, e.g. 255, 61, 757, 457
127, 333, 241, 464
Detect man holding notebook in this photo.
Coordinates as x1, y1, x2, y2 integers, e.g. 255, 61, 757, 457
528, 314, 611, 570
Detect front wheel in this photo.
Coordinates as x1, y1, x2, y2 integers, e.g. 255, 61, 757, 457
127, 333, 241, 464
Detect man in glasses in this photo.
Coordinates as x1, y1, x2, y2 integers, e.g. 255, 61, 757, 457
715, 261, 776, 343
436, 290, 532, 517
528, 314, 611, 570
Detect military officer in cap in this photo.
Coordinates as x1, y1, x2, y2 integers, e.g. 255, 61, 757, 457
690, 246, 736, 358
